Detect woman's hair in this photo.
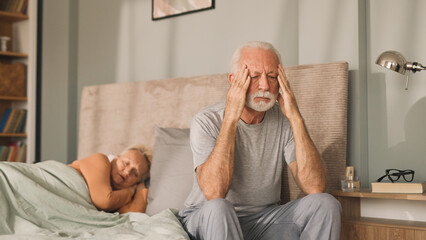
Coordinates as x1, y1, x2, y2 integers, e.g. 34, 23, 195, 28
120, 144, 152, 181
230, 41, 282, 74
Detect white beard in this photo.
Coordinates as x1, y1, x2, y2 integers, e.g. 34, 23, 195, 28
245, 91, 278, 112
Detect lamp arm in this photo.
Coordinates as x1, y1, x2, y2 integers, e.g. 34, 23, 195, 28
405, 62, 426, 73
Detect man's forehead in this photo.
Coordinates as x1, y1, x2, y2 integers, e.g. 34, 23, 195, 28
247, 64, 278, 74
239, 49, 279, 72
242, 57, 278, 70
250, 67, 278, 73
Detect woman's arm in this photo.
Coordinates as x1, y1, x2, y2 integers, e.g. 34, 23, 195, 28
118, 182, 148, 214
75, 153, 134, 212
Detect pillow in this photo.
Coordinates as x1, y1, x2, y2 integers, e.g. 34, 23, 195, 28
145, 127, 194, 216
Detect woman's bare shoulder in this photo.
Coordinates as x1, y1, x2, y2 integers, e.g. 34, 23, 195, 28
80, 153, 111, 168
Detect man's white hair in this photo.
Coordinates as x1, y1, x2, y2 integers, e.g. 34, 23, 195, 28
230, 41, 282, 73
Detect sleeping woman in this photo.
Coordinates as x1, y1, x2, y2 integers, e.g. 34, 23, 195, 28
68, 144, 152, 214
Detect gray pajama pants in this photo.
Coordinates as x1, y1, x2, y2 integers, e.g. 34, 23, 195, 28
179, 193, 342, 240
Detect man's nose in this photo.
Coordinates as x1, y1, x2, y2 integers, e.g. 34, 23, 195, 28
258, 74, 270, 91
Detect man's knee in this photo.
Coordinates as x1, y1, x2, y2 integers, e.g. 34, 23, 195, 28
295, 194, 341, 239
183, 198, 236, 225
304, 193, 342, 216
185, 199, 242, 240
203, 198, 235, 215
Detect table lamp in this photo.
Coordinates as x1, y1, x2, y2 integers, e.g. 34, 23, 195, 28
376, 50, 426, 90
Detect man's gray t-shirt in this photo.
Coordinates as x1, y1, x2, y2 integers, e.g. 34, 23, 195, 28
183, 101, 296, 217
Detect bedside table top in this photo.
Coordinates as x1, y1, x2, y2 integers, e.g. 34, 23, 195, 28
331, 188, 426, 201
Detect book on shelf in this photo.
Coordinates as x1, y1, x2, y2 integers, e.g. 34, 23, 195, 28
15, 142, 26, 162
11, 109, 23, 133
0, 0, 28, 14
15, 109, 27, 133
0, 145, 9, 161
0, 109, 26, 134
6, 144, 15, 162
2, 109, 15, 133
4, 109, 20, 133
371, 181, 426, 194
0, 142, 26, 162
0, 108, 12, 132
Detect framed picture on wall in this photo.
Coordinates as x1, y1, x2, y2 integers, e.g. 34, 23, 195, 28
152, 0, 215, 20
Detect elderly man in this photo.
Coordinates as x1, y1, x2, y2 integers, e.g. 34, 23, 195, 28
179, 41, 341, 240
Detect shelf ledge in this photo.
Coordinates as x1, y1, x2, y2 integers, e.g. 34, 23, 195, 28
0, 133, 27, 138
332, 189, 426, 201
0, 96, 27, 101
0, 11, 28, 22
0, 51, 29, 58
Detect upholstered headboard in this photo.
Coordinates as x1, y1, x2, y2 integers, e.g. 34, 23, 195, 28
78, 61, 348, 203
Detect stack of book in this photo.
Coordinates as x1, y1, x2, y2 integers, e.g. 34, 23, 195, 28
0, 142, 26, 162
0, 0, 28, 14
0, 108, 27, 134
371, 181, 426, 194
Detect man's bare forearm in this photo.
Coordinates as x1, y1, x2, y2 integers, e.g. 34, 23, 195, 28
290, 116, 326, 194
196, 65, 250, 200
197, 119, 238, 200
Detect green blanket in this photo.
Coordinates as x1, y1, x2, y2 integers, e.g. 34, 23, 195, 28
0, 160, 189, 239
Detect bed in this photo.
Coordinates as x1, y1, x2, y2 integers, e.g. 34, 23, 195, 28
0, 61, 348, 238
78, 61, 348, 209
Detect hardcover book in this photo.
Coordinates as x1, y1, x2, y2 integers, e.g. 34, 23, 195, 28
2, 109, 15, 133
0, 108, 12, 132
4, 109, 20, 133
371, 181, 426, 194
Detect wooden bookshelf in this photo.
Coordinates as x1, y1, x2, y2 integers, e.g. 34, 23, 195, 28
332, 189, 426, 240
0, 133, 27, 137
0, 0, 36, 163
0, 96, 28, 101
0, 11, 28, 22
0, 51, 28, 58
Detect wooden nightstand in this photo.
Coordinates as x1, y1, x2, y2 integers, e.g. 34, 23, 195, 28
332, 189, 426, 240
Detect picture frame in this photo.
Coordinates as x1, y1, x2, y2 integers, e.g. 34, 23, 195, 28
152, 0, 215, 21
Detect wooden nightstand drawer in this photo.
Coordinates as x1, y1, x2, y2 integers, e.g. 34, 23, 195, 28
332, 189, 426, 240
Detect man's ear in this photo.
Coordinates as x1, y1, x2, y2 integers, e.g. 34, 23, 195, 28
228, 73, 234, 84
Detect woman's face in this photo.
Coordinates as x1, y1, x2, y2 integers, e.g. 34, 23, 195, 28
110, 150, 149, 190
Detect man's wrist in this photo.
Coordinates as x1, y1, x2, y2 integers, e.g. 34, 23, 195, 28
288, 113, 303, 126
222, 115, 240, 128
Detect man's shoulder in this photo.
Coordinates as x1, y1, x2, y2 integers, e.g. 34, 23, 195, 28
193, 101, 225, 121
198, 100, 226, 114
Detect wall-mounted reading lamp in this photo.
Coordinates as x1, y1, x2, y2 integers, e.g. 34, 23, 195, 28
376, 50, 426, 90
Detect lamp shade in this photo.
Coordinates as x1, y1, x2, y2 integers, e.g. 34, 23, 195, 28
375, 50, 407, 75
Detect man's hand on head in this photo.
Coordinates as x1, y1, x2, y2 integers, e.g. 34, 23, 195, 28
277, 64, 301, 121
224, 64, 251, 122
